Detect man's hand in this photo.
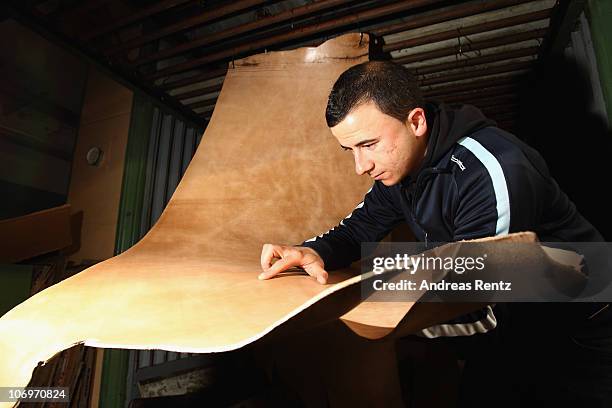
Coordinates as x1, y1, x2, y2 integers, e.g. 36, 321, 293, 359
259, 244, 328, 284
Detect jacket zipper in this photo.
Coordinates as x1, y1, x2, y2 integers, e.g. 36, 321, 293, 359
404, 167, 451, 248
403, 185, 429, 247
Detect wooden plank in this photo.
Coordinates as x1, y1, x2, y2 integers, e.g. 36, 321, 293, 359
0, 204, 71, 263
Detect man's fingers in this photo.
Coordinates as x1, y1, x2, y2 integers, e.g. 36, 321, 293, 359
260, 244, 276, 270
258, 245, 327, 283
306, 263, 329, 284
258, 253, 299, 280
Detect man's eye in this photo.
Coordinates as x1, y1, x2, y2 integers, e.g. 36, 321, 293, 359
363, 143, 376, 149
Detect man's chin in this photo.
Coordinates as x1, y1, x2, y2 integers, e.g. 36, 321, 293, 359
379, 177, 398, 186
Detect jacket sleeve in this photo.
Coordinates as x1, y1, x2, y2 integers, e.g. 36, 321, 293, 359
451, 138, 512, 241
452, 172, 506, 241
451, 132, 591, 242
301, 181, 404, 270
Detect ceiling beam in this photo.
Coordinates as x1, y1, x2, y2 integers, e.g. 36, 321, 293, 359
186, 96, 218, 110
371, 0, 533, 37
383, 8, 551, 53
103, 0, 267, 57
132, 0, 357, 67
145, 0, 445, 81
423, 74, 526, 97
408, 46, 538, 75
450, 93, 519, 107
159, 66, 228, 91
82, 0, 194, 42
418, 60, 533, 87
433, 84, 520, 103
394, 28, 547, 65
171, 83, 223, 101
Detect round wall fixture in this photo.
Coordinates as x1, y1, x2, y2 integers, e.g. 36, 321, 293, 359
86, 147, 103, 166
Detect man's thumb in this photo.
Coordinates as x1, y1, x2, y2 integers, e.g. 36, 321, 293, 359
308, 264, 328, 284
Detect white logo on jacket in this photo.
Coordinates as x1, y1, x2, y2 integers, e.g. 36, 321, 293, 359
451, 155, 466, 171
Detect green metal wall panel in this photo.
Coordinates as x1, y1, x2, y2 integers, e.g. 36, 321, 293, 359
588, 0, 612, 124
0, 264, 33, 316
98, 90, 204, 407
99, 92, 153, 408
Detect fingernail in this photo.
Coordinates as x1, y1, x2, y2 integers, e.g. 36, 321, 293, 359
258, 273, 265, 280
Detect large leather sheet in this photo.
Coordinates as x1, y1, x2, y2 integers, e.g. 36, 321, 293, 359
0, 34, 576, 406
0, 34, 377, 401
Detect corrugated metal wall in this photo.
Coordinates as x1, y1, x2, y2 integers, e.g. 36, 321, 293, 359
140, 108, 203, 234
124, 99, 206, 404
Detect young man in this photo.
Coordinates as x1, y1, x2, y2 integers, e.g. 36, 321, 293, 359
259, 61, 610, 406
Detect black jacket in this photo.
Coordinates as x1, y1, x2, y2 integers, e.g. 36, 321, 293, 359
302, 102, 604, 338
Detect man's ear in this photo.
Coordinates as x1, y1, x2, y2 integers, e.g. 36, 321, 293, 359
406, 108, 428, 138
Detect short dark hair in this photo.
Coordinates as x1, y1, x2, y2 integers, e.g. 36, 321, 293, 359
325, 60, 424, 127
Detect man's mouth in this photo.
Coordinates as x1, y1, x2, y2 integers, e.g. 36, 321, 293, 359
373, 172, 385, 180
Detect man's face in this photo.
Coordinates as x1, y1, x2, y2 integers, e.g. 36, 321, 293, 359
330, 101, 428, 186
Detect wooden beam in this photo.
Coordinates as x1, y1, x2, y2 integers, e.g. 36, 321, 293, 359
132, 0, 356, 67
431, 84, 520, 103
419, 60, 533, 87
159, 66, 228, 91
371, 0, 533, 37
186, 95, 218, 110
407, 46, 538, 76
452, 93, 519, 107
394, 28, 546, 65
172, 83, 223, 101
103, 0, 266, 57
145, 0, 444, 81
0, 204, 72, 263
383, 8, 551, 53
83, 0, 194, 41
423, 74, 525, 97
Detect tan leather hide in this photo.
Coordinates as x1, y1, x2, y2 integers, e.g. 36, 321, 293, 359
0, 34, 575, 407
0, 34, 374, 402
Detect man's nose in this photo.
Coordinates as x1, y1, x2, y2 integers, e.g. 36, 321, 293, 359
354, 152, 374, 176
